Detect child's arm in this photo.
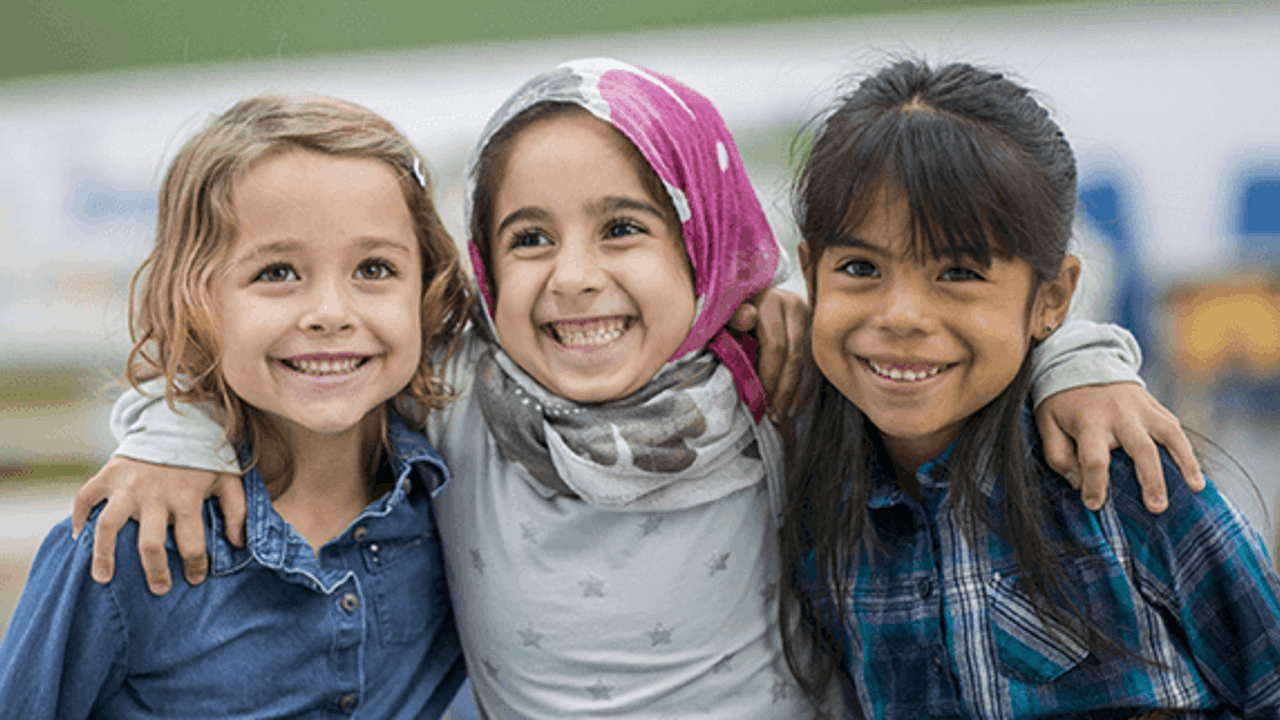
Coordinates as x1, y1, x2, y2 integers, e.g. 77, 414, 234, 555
729, 287, 808, 421
70, 379, 243, 595
1031, 320, 1203, 513
77, 318, 1197, 594
0, 519, 128, 716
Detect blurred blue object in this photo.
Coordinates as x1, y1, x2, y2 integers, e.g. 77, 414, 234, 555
1079, 173, 1154, 356
69, 172, 156, 227
1239, 174, 1280, 263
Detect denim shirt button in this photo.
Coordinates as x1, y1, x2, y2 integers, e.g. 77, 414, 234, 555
339, 693, 358, 711
917, 577, 933, 599
340, 593, 359, 613
931, 651, 942, 670
352, 526, 369, 542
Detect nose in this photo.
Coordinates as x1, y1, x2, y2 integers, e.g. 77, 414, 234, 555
299, 277, 357, 334
547, 234, 605, 298
876, 277, 934, 337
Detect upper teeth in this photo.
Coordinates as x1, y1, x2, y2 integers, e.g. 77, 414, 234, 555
553, 318, 628, 347
867, 359, 945, 381
290, 358, 363, 375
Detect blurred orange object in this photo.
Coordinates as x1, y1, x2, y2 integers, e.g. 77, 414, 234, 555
1166, 274, 1280, 382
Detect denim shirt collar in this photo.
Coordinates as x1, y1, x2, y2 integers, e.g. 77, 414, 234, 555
206, 410, 449, 584
863, 405, 1036, 511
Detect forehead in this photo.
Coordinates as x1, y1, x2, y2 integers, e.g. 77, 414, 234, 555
836, 184, 1000, 265
226, 149, 418, 254
500, 113, 648, 191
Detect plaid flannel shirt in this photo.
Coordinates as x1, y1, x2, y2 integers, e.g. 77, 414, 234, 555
839, 422, 1280, 719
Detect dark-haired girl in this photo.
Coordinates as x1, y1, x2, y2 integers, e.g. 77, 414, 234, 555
780, 59, 1280, 718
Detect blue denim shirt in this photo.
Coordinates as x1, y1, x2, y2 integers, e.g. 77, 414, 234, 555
835, 418, 1280, 719
0, 412, 464, 719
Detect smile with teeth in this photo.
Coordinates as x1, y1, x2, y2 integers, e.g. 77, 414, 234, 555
863, 357, 952, 382
282, 356, 370, 376
547, 316, 632, 348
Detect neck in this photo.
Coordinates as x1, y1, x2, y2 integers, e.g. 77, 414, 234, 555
261, 410, 383, 553
882, 431, 954, 503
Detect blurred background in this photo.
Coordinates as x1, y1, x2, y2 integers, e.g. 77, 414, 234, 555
2, 0, 1277, 713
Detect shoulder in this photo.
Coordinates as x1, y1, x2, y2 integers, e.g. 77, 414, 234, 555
1098, 447, 1276, 586
434, 324, 485, 388
5, 515, 141, 645
1103, 446, 1242, 536
386, 410, 451, 496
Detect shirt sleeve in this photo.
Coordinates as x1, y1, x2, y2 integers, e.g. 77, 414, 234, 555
0, 518, 129, 718
1028, 319, 1144, 408
1116, 451, 1280, 714
111, 378, 240, 474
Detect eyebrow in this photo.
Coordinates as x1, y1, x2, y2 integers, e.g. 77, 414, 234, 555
494, 196, 668, 238
231, 237, 413, 265
495, 207, 550, 237
826, 236, 889, 255
588, 196, 666, 219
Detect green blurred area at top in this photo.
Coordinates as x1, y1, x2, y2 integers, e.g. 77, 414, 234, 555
6, 0, 1103, 83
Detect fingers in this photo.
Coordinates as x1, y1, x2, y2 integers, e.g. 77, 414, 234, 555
72, 464, 115, 538
137, 504, 173, 596
1147, 408, 1205, 492
213, 473, 247, 547
752, 299, 788, 412
1073, 428, 1113, 512
90, 498, 131, 584
727, 304, 759, 333
172, 506, 209, 586
771, 298, 808, 422
1113, 421, 1168, 513
1034, 406, 1079, 487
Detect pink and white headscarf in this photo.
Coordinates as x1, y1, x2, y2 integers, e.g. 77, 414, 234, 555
465, 57, 789, 423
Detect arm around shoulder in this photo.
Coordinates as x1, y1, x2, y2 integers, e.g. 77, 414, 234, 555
1029, 319, 1142, 408
112, 378, 238, 474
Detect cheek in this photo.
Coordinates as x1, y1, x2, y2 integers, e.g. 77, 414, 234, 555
489, 260, 529, 331
807, 300, 852, 384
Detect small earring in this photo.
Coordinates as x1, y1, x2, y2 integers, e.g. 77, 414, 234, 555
1044, 324, 1054, 335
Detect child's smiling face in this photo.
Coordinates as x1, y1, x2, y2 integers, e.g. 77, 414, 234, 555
212, 149, 423, 440
489, 112, 697, 404
804, 190, 1073, 472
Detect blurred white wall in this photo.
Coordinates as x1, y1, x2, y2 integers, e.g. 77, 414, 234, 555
2, 0, 1278, 603
3, 3, 1278, 367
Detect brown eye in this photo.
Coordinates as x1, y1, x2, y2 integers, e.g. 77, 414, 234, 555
355, 259, 395, 280
510, 229, 552, 249
838, 259, 878, 278
604, 218, 645, 238
254, 263, 299, 283
938, 266, 984, 282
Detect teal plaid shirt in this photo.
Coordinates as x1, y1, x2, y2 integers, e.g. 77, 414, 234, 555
838, 423, 1280, 719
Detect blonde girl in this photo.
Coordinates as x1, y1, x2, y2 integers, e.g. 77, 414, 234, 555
0, 96, 471, 717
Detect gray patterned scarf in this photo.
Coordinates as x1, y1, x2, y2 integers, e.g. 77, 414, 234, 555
475, 345, 773, 512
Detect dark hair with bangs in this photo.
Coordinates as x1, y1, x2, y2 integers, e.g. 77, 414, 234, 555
778, 59, 1137, 703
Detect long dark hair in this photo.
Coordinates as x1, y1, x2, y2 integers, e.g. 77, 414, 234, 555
778, 59, 1123, 701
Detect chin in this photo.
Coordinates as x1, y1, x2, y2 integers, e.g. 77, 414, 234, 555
548, 375, 644, 405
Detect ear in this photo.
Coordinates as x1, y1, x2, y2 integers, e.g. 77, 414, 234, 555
1032, 254, 1081, 341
